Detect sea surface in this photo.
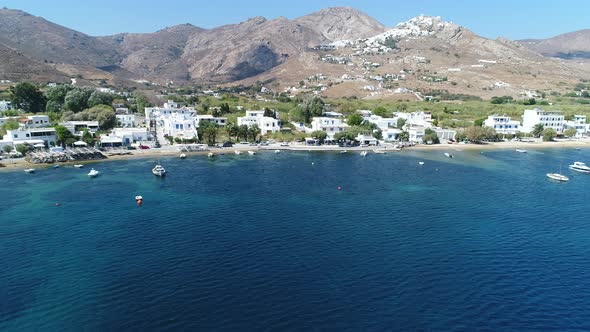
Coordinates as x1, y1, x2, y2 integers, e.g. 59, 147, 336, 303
1, 148, 590, 331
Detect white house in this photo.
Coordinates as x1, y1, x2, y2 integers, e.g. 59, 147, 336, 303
116, 114, 136, 128
408, 126, 426, 143
564, 115, 588, 137
432, 128, 457, 141
383, 128, 403, 142
60, 121, 100, 135
195, 115, 227, 127
521, 108, 564, 134
109, 128, 150, 145
483, 114, 521, 135
310, 117, 349, 138
362, 113, 398, 131
161, 113, 198, 139
144, 100, 196, 121
237, 110, 280, 134
356, 134, 378, 146
396, 111, 432, 127
0, 127, 57, 148
0, 100, 11, 111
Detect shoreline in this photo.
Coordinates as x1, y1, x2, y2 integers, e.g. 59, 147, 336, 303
2, 139, 589, 171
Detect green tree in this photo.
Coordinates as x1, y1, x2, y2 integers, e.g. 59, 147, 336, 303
2, 145, 13, 154
399, 131, 409, 142
474, 117, 486, 127
248, 124, 261, 142
465, 125, 485, 142
134, 93, 150, 113
64, 88, 92, 113
88, 91, 114, 107
45, 100, 62, 113
238, 125, 249, 141
423, 128, 440, 144
347, 113, 364, 126
81, 129, 94, 145
373, 129, 383, 140
297, 95, 325, 123
373, 106, 388, 117
220, 102, 230, 114
45, 84, 72, 105
397, 118, 407, 130
9, 82, 46, 113
54, 125, 74, 147
201, 101, 210, 114
542, 128, 557, 141
15, 144, 28, 155
226, 123, 239, 141
564, 127, 577, 138
531, 123, 544, 138
263, 107, 274, 118
199, 121, 218, 146
1, 119, 20, 136
396, 103, 408, 112
311, 130, 327, 144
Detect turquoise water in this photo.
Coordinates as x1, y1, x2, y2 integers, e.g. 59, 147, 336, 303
1, 149, 590, 330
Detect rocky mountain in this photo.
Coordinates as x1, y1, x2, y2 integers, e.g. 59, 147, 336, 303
0, 7, 588, 99
293, 7, 386, 41
519, 30, 590, 59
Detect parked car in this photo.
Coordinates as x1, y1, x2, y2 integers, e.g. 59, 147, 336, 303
222, 141, 234, 147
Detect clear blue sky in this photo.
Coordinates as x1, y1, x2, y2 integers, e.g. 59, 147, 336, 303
2, 0, 588, 39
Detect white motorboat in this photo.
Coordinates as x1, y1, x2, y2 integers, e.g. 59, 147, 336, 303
515, 149, 527, 153
547, 173, 569, 182
444, 152, 454, 158
234, 150, 242, 155
24, 168, 35, 173
179, 153, 186, 159
208, 152, 215, 158
248, 150, 256, 155
74, 164, 84, 168
152, 164, 166, 177
418, 162, 425, 165
569, 161, 590, 173
340, 150, 348, 154
135, 195, 143, 200
360, 151, 368, 157
88, 168, 100, 178
373, 149, 385, 154
274, 150, 281, 154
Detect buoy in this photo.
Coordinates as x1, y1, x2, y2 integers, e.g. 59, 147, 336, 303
55, 202, 60, 206
312, 162, 315, 165
337, 186, 342, 190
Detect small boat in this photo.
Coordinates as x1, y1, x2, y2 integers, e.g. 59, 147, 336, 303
444, 153, 454, 158
179, 153, 186, 159
569, 161, 590, 173
418, 162, 425, 165
152, 164, 166, 177
340, 150, 348, 154
547, 173, 569, 182
208, 152, 215, 158
248, 150, 256, 155
574, 148, 582, 151
88, 168, 99, 178
373, 149, 385, 154
53, 165, 60, 169
74, 164, 84, 168
234, 150, 242, 155
360, 151, 368, 157
274, 150, 281, 154
515, 149, 527, 153
24, 168, 35, 173
135, 195, 143, 200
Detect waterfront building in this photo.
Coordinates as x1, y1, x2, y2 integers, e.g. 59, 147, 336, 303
0, 127, 57, 149
60, 121, 100, 135
237, 110, 280, 134
116, 114, 136, 128
310, 117, 349, 138
521, 108, 564, 134
195, 115, 227, 127
483, 114, 521, 135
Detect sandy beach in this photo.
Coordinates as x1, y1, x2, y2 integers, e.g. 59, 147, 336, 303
2, 138, 589, 171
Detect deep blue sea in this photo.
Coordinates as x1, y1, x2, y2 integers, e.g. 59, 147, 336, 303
1, 148, 590, 331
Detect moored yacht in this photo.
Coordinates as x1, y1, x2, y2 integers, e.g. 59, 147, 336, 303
569, 161, 590, 173
24, 168, 35, 173
547, 173, 569, 182
88, 168, 99, 178
152, 164, 166, 177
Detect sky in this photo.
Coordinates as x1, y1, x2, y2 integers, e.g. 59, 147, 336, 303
2, 0, 589, 40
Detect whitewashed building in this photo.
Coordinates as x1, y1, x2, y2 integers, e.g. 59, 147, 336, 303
237, 110, 280, 134
116, 114, 136, 128
109, 128, 150, 145
397, 111, 433, 127
0, 127, 57, 148
144, 100, 196, 120
483, 114, 521, 135
408, 126, 426, 142
564, 115, 588, 137
195, 115, 227, 127
383, 128, 403, 142
521, 108, 564, 134
60, 121, 100, 135
310, 117, 349, 138
0, 100, 11, 111
161, 113, 198, 139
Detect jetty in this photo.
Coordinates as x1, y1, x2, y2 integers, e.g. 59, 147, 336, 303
27, 147, 106, 164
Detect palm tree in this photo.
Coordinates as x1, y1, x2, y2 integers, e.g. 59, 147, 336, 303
248, 124, 261, 142
226, 123, 239, 141
399, 131, 409, 142
531, 123, 544, 138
